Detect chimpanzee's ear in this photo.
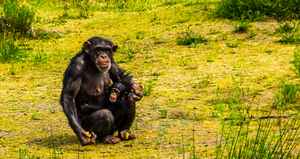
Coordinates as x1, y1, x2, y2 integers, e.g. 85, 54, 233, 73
112, 45, 118, 52
83, 40, 92, 54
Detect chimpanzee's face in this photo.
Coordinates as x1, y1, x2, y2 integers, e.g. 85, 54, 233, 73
83, 37, 118, 72
91, 47, 112, 72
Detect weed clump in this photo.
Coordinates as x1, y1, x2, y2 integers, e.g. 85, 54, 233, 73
275, 21, 300, 44
0, 36, 25, 63
176, 28, 207, 46
101, 0, 154, 11
215, 0, 300, 20
31, 52, 48, 65
273, 83, 298, 109
19, 148, 40, 159
1, 0, 35, 35
233, 21, 249, 33
143, 79, 155, 96
292, 47, 300, 76
276, 21, 298, 34
278, 32, 300, 44
61, 0, 91, 19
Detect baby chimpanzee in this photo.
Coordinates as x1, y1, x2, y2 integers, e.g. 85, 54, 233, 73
106, 65, 143, 141
109, 81, 143, 104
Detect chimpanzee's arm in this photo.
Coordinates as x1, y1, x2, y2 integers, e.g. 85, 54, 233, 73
109, 62, 143, 101
60, 60, 95, 145
109, 63, 134, 89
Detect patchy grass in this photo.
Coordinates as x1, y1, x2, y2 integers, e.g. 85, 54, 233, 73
0, 0, 299, 158
273, 83, 299, 110
0, 36, 25, 62
2, 0, 35, 35
176, 27, 208, 46
215, 0, 300, 20
276, 21, 299, 34
292, 47, 300, 76
233, 21, 250, 33
217, 118, 300, 159
279, 33, 300, 44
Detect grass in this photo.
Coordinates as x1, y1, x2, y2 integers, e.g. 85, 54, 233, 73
0, 36, 25, 62
279, 33, 300, 44
176, 27, 208, 46
276, 21, 299, 34
273, 83, 298, 109
143, 78, 157, 96
215, 0, 300, 20
292, 47, 300, 76
216, 118, 300, 159
99, 0, 156, 11
18, 148, 41, 159
2, 0, 35, 35
276, 21, 300, 44
0, 0, 300, 158
233, 21, 249, 33
60, 0, 91, 19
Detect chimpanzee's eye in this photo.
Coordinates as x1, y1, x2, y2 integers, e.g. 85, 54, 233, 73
102, 48, 111, 52
94, 47, 111, 56
95, 51, 101, 56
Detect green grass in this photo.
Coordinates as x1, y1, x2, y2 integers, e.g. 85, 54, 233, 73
97, 0, 158, 11
273, 83, 299, 110
176, 27, 208, 46
0, 0, 300, 158
0, 36, 25, 62
276, 21, 300, 44
279, 33, 300, 44
292, 47, 300, 76
60, 0, 91, 19
233, 21, 249, 33
215, 0, 300, 20
2, 0, 35, 35
276, 21, 299, 34
216, 118, 300, 159
18, 148, 41, 159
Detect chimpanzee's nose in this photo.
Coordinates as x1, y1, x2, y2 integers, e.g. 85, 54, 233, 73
100, 54, 108, 59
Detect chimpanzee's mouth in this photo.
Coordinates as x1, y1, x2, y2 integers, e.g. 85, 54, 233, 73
96, 61, 108, 68
97, 62, 110, 70
99, 63, 109, 68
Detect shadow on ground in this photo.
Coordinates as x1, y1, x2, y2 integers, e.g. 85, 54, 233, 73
28, 134, 79, 148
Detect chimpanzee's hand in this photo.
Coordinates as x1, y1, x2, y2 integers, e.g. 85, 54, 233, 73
80, 130, 97, 146
130, 83, 143, 101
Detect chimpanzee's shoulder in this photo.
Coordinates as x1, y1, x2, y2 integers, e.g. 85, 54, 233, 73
64, 52, 86, 78
72, 52, 87, 68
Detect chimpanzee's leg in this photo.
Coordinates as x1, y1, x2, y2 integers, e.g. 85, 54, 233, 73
114, 97, 136, 140
118, 100, 136, 131
81, 109, 120, 144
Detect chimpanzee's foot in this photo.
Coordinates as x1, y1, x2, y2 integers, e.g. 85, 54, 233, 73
103, 135, 121, 144
119, 130, 136, 141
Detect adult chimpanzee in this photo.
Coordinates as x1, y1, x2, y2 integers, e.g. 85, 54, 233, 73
60, 36, 143, 146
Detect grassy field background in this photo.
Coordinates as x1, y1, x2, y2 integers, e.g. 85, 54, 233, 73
0, 0, 299, 158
